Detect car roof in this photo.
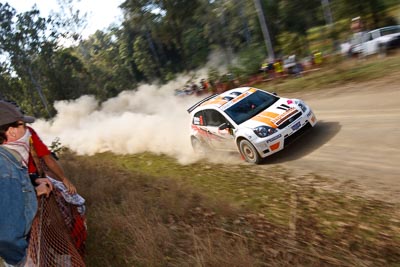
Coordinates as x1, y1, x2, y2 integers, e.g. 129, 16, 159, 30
187, 87, 260, 114
369, 25, 400, 33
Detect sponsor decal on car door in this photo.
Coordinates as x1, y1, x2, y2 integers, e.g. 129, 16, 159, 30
207, 126, 235, 150
203, 109, 236, 150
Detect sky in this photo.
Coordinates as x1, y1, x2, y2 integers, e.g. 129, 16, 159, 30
4, 0, 124, 38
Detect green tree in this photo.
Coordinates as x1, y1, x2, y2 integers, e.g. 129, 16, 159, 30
0, 4, 56, 116
278, 0, 324, 36
334, 0, 390, 29
40, 48, 90, 101
0, 2, 89, 117
277, 31, 308, 57
133, 36, 159, 81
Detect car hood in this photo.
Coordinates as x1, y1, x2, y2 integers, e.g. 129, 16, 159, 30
241, 98, 301, 129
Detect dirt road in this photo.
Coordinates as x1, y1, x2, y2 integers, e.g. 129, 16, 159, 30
264, 73, 400, 202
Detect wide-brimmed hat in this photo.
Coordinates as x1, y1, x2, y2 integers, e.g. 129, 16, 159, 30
0, 100, 36, 126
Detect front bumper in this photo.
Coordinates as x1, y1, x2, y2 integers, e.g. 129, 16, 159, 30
253, 110, 317, 158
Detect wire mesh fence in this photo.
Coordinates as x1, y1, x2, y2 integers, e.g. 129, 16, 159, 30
25, 191, 87, 267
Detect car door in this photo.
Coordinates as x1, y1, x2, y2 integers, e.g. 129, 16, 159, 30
202, 109, 236, 151
192, 110, 213, 146
364, 30, 381, 55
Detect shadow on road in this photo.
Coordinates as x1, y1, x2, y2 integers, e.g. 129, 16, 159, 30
263, 120, 341, 164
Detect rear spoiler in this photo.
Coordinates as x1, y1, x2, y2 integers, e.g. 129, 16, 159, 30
186, 94, 219, 114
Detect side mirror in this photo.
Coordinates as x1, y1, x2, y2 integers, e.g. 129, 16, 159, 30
219, 122, 230, 130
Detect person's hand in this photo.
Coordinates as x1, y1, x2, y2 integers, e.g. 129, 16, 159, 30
35, 183, 51, 197
63, 179, 77, 194
36, 177, 54, 191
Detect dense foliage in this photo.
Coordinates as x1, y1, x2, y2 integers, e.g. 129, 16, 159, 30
0, 0, 398, 117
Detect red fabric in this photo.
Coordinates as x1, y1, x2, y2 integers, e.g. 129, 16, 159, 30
71, 213, 87, 256
27, 126, 51, 173
54, 190, 87, 257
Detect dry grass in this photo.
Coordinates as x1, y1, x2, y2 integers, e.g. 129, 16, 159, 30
61, 152, 400, 267
62, 154, 261, 266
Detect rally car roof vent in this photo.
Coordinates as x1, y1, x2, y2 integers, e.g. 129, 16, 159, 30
187, 93, 219, 113
230, 91, 242, 96
277, 104, 291, 111
223, 96, 234, 101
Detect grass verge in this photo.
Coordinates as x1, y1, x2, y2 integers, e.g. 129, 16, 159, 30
62, 152, 400, 266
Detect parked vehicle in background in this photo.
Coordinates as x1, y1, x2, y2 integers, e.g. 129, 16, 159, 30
343, 25, 400, 57
283, 55, 297, 72
187, 87, 317, 164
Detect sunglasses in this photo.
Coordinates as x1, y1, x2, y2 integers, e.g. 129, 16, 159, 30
14, 122, 26, 128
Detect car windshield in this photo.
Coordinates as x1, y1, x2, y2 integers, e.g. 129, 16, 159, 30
379, 26, 400, 36
225, 90, 279, 125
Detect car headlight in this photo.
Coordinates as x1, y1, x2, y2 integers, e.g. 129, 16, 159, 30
253, 126, 277, 138
297, 100, 308, 112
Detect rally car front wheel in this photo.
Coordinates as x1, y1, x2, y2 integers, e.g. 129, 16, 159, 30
239, 139, 262, 164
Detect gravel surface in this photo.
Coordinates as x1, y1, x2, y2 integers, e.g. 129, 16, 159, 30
263, 73, 400, 202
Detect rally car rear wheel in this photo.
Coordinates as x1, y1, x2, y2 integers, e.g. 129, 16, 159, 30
191, 137, 209, 154
239, 139, 262, 164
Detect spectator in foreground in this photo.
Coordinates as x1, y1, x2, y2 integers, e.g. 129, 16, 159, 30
2, 100, 77, 194
0, 101, 51, 266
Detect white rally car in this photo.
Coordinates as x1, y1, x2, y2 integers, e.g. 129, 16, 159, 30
187, 87, 317, 163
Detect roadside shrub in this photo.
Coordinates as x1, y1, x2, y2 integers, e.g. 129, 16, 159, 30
236, 46, 265, 77
278, 31, 308, 57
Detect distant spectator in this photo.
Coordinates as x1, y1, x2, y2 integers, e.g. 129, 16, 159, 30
199, 79, 207, 90
267, 62, 275, 79
313, 51, 323, 65
260, 62, 268, 73
273, 59, 284, 77
351, 16, 364, 33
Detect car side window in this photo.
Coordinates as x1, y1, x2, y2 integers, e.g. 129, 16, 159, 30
371, 31, 379, 40
204, 109, 227, 127
193, 111, 204, 126
362, 32, 372, 42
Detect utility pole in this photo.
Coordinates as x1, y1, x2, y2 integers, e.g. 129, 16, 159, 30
321, 0, 338, 52
321, 0, 333, 26
253, 0, 275, 61
220, 5, 233, 65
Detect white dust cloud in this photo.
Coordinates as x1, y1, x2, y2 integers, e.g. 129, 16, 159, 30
33, 78, 205, 164
33, 58, 244, 165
